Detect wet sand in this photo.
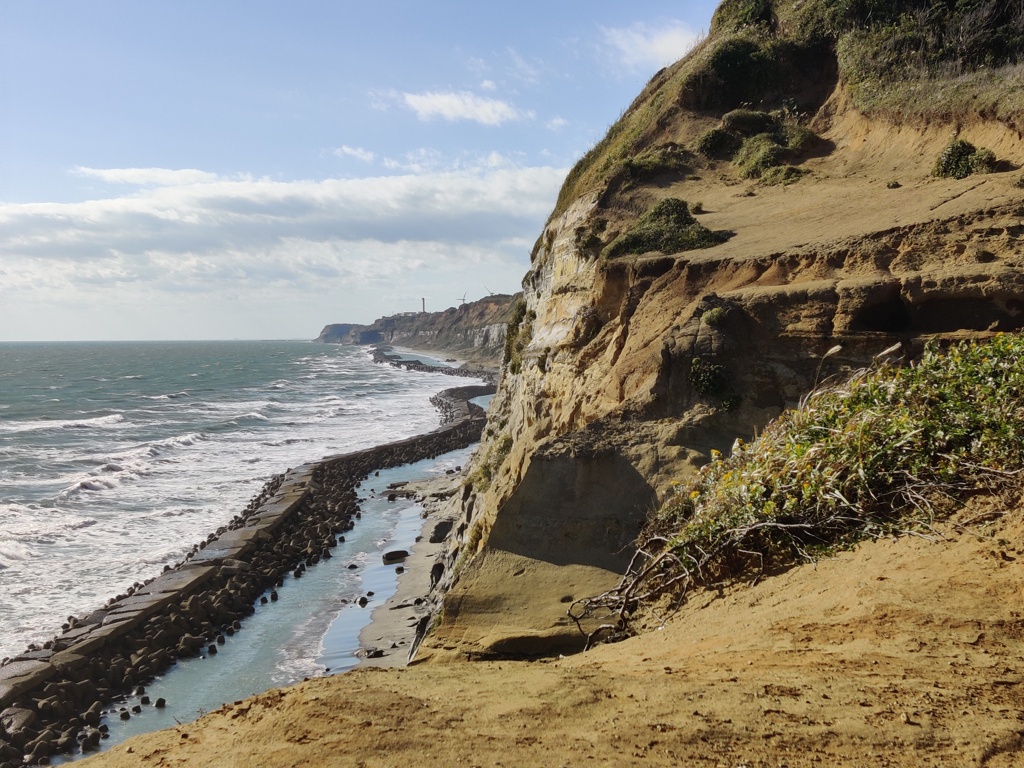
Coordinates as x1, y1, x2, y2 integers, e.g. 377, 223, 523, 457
356, 473, 462, 668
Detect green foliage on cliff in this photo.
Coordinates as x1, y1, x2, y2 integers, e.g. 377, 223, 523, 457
698, 109, 818, 184
799, 0, 1024, 120
711, 0, 775, 33
502, 298, 535, 374
816, 0, 1024, 74
688, 356, 729, 397
634, 334, 1024, 610
603, 199, 726, 259
619, 145, 692, 184
933, 138, 997, 179
696, 127, 742, 159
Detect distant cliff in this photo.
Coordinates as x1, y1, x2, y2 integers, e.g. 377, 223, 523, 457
315, 294, 518, 364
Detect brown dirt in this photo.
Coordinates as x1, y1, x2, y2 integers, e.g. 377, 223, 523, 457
81, 488, 1024, 767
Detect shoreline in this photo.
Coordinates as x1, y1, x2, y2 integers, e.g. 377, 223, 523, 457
0, 357, 496, 766
355, 472, 464, 668
354, 344, 493, 668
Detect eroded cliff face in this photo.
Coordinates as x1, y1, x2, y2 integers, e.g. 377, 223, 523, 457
413, 81, 1024, 661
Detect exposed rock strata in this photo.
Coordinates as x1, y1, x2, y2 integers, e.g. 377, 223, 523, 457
417, 97, 1024, 660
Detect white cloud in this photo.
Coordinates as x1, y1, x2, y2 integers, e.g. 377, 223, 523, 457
333, 145, 376, 162
546, 116, 568, 131
401, 90, 533, 126
480, 79, 497, 92
0, 162, 567, 338
506, 47, 541, 84
381, 148, 447, 173
73, 167, 220, 186
600, 21, 701, 72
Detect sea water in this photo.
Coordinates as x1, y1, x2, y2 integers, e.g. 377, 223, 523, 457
0, 340, 479, 662
92, 445, 474, 752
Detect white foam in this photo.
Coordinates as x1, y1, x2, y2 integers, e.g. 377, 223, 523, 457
0, 413, 126, 434
0, 538, 33, 567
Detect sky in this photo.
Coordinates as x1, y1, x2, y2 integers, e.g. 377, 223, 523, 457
1, 1, 720, 341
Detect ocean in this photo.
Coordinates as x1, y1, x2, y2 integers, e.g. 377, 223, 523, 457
0, 339, 476, 666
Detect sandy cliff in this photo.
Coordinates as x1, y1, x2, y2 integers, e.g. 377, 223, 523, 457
418, 13, 1024, 659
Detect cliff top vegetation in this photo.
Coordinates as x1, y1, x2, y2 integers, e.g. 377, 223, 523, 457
550, 0, 1024, 223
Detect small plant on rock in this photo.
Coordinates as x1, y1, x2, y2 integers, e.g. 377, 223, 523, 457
689, 356, 729, 397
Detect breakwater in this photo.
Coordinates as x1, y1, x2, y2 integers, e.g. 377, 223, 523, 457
0, 385, 492, 766
372, 346, 499, 385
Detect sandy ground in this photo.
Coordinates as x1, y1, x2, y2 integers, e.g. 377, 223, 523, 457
80, 486, 1024, 768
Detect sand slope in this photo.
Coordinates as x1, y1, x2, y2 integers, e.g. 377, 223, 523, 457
81, 487, 1024, 767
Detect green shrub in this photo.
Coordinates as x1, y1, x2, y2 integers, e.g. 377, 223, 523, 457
680, 33, 791, 112
581, 334, 1024, 632
760, 165, 809, 185
971, 147, 997, 174
735, 133, 786, 178
620, 145, 691, 182
934, 139, 997, 179
721, 108, 779, 136
696, 127, 741, 159
781, 122, 815, 152
603, 198, 727, 259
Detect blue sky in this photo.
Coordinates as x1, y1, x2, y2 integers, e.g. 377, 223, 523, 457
1, 1, 719, 341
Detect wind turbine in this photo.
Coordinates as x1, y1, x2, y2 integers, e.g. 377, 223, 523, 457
458, 292, 467, 305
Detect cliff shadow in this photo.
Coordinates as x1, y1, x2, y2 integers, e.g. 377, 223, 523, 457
485, 445, 656, 573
